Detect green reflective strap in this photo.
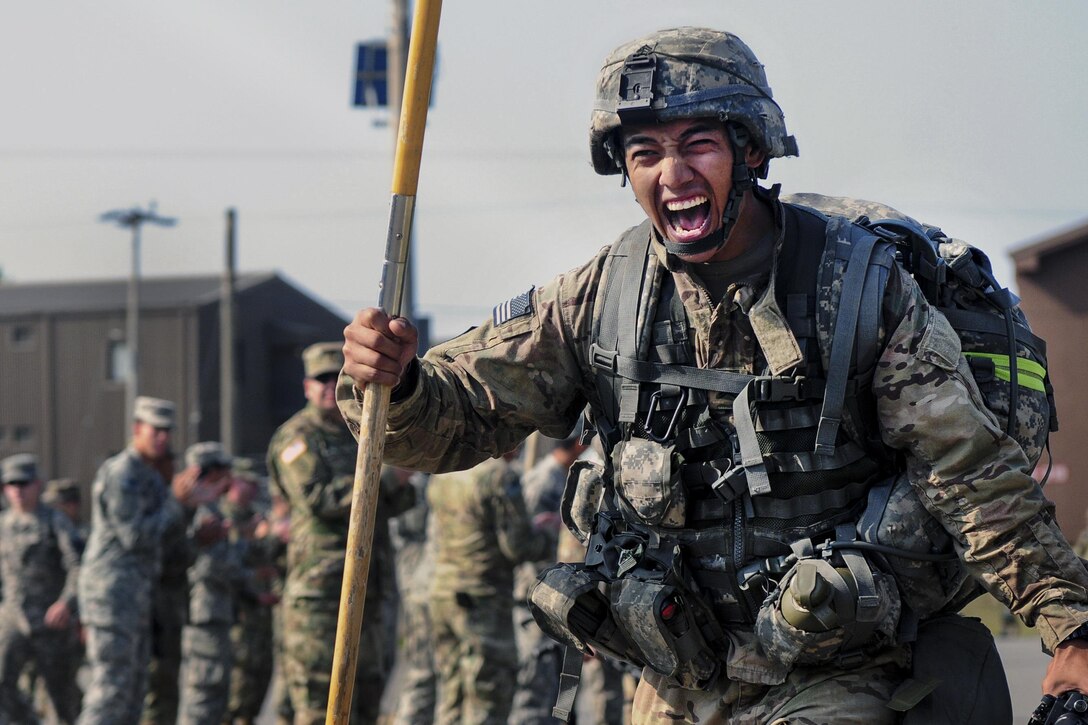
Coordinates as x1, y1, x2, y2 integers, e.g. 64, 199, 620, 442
963, 352, 1047, 392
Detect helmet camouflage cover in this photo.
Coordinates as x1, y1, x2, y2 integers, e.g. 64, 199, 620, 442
591, 27, 798, 175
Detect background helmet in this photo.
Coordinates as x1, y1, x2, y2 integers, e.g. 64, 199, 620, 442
590, 27, 798, 176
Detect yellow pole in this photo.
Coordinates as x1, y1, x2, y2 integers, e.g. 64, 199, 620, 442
325, 1, 442, 721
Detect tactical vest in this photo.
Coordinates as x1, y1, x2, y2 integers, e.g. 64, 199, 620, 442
583, 203, 895, 627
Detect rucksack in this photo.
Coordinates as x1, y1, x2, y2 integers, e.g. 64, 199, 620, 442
787, 192, 1058, 477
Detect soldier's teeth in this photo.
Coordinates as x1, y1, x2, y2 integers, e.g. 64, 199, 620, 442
665, 196, 708, 211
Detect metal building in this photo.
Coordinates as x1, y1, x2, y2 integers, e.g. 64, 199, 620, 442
1012, 218, 1088, 542
0, 272, 347, 487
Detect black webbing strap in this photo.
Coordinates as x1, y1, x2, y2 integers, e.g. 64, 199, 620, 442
938, 308, 1047, 358
814, 221, 882, 455
589, 346, 756, 395
593, 221, 653, 427
551, 645, 585, 722
855, 243, 894, 378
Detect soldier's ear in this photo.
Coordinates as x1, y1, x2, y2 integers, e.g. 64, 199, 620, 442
745, 145, 766, 170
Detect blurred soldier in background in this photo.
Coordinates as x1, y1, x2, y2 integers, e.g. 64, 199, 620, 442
78, 396, 218, 725
0, 454, 83, 724
427, 452, 551, 725
43, 478, 87, 544
267, 343, 414, 725
225, 458, 288, 725
511, 431, 586, 725
389, 467, 437, 725
176, 442, 245, 725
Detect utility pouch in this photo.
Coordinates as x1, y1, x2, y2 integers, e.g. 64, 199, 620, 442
856, 473, 968, 618
561, 460, 607, 544
610, 575, 720, 689
527, 562, 645, 667
612, 437, 686, 528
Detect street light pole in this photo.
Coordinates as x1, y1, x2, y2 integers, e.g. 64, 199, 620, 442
99, 203, 177, 433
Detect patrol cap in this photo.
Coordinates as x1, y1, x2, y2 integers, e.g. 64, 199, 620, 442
303, 342, 344, 379
133, 396, 177, 429
184, 441, 232, 470
43, 478, 81, 504
1, 453, 40, 485
231, 456, 262, 482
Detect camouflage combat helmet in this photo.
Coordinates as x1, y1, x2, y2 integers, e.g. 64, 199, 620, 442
590, 27, 798, 176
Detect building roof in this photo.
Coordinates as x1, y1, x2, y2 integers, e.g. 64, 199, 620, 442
0, 272, 279, 317
1011, 218, 1088, 274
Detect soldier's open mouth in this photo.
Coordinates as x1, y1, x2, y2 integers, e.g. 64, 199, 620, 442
665, 195, 711, 240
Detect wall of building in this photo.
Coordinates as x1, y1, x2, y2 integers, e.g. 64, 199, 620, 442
1016, 240, 1088, 541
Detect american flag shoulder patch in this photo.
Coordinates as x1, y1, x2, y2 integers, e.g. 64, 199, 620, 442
492, 287, 535, 326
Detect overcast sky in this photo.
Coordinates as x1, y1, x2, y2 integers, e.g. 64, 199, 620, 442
2, 1, 1086, 339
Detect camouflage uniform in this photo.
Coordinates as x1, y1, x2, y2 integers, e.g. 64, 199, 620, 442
0, 475, 83, 723
267, 403, 414, 725
426, 457, 548, 725
339, 185, 1088, 721
390, 474, 437, 725
78, 446, 184, 725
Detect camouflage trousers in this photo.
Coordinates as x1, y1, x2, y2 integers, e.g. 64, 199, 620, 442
392, 593, 436, 725
177, 622, 233, 725
576, 655, 630, 724
227, 605, 274, 721
0, 621, 81, 724
430, 593, 517, 725
510, 602, 561, 725
630, 651, 908, 725
77, 622, 152, 725
281, 595, 385, 725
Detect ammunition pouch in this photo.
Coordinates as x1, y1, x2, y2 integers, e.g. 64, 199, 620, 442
609, 567, 722, 689
529, 513, 726, 688
611, 437, 686, 528
527, 562, 645, 667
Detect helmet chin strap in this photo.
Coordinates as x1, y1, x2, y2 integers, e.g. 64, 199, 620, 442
661, 123, 755, 260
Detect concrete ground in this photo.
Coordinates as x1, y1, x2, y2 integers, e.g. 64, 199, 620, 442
255, 632, 1051, 724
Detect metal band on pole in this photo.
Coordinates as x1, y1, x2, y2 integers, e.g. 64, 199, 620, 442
325, 1, 442, 722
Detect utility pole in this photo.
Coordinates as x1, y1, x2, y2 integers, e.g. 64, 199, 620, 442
99, 203, 177, 435
220, 208, 238, 454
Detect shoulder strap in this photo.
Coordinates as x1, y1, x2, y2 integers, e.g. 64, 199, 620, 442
814, 217, 895, 454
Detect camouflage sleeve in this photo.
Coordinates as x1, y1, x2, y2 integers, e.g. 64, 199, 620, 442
52, 510, 82, 612
269, 428, 353, 521
491, 468, 548, 565
874, 266, 1088, 651
102, 466, 182, 552
337, 247, 611, 474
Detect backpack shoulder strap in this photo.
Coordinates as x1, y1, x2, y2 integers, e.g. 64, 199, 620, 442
813, 215, 896, 454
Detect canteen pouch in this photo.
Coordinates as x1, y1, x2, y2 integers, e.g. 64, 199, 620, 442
754, 546, 901, 669
611, 437, 686, 528
609, 574, 721, 689
527, 562, 645, 667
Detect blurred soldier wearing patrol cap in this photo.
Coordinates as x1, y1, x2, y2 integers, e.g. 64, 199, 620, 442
132, 396, 176, 430
303, 342, 343, 380
80, 397, 219, 725
267, 342, 414, 724
0, 453, 83, 723
0, 453, 38, 485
